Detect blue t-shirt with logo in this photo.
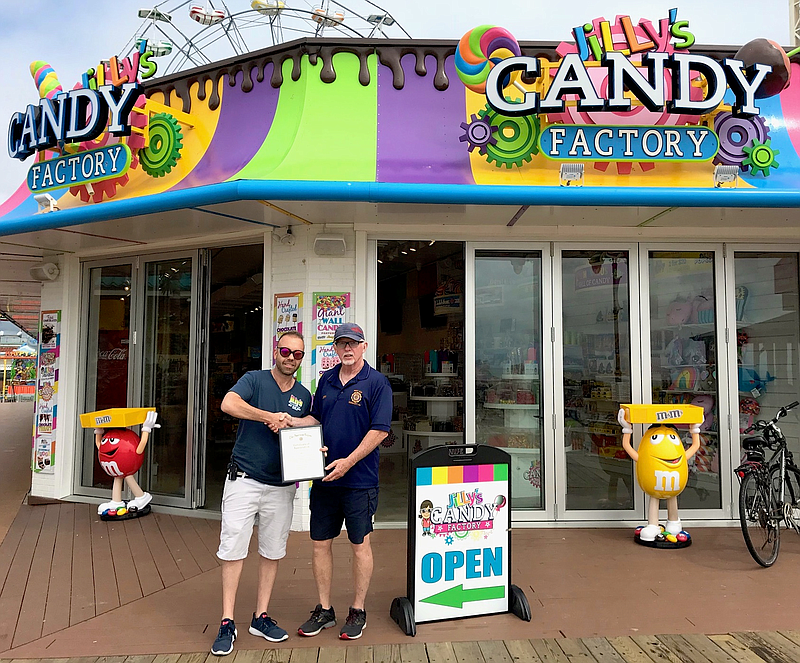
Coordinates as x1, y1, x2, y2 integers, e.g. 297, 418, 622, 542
229, 370, 311, 486
310, 361, 392, 488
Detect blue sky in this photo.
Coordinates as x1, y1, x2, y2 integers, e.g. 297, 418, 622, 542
1, 0, 792, 203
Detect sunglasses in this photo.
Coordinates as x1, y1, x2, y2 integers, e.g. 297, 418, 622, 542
277, 347, 305, 360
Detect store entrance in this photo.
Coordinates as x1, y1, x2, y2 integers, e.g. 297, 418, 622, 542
375, 240, 465, 522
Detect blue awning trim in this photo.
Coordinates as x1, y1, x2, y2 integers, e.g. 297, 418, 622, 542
1, 180, 800, 237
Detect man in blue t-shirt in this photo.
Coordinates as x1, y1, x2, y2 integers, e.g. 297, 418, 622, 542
287, 322, 392, 641
210, 331, 311, 656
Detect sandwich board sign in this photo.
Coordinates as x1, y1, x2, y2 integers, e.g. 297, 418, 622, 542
391, 445, 530, 635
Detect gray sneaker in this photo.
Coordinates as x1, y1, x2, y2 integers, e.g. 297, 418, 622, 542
298, 604, 336, 636
339, 607, 367, 640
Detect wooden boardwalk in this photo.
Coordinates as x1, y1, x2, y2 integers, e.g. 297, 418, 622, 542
6, 632, 800, 663
0, 503, 223, 652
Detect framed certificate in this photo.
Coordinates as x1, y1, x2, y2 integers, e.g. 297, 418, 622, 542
279, 425, 326, 482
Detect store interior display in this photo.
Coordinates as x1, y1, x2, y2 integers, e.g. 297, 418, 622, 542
376, 241, 464, 521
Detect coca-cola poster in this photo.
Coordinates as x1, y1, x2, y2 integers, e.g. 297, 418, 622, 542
96, 330, 129, 411
33, 310, 60, 474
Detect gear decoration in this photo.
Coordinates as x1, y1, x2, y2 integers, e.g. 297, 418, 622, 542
140, 113, 184, 177
70, 94, 148, 203
713, 112, 770, 167
459, 114, 498, 154
476, 105, 540, 168
742, 138, 780, 176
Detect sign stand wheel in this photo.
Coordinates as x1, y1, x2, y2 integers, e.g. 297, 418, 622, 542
390, 597, 416, 636
510, 584, 531, 621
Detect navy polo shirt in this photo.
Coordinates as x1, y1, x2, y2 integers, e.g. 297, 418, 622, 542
310, 361, 392, 488
229, 370, 311, 486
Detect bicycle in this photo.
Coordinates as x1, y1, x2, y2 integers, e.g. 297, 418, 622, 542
734, 401, 800, 567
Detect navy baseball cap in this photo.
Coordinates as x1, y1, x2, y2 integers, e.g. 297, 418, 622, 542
333, 322, 365, 342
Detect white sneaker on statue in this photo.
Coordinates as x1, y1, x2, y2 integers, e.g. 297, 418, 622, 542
98, 500, 125, 515
665, 520, 682, 535
639, 524, 661, 541
127, 492, 152, 511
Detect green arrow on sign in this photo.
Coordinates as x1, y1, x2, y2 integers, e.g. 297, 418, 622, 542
421, 584, 505, 609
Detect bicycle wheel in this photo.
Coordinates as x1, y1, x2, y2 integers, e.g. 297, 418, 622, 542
769, 464, 800, 525
739, 471, 780, 567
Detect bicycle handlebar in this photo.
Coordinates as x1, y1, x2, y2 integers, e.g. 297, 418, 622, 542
744, 401, 799, 435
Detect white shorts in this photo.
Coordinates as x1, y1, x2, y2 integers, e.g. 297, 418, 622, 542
217, 477, 296, 561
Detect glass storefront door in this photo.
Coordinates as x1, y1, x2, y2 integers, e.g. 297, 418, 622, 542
554, 247, 641, 519
78, 253, 200, 508
138, 255, 198, 506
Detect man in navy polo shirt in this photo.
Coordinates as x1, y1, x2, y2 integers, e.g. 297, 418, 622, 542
288, 322, 392, 640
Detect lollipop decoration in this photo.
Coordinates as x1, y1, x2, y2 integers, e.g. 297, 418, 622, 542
30, 61, 63, 100
455, 25, 526, 95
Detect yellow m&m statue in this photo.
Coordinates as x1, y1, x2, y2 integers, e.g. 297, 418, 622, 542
618, 404, 703, 548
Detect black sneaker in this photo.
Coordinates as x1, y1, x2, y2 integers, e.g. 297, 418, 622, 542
339, 607, 367, 640
211, 618, 237, 656
298, 604, 336, 636
249, 612, 289, 642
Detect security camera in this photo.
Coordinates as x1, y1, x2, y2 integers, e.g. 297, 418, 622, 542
33, 193, 59, 214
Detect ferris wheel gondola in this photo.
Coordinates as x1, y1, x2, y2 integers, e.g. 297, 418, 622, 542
251, 0, 285, 16
136, 38, 174, 57
189, 4, 226, 25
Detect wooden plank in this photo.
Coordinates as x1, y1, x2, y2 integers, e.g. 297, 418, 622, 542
580, 638, 627, 663
70, 505, 96, 626
0, 505, 32, 595
289, 649, 319, 663
95, 657, 129, 663
479, 640, 514, 663
732, 632, 794, 663
345, 645, 373, 663
172, 515, 218, 573
233, 651, 265, 663
123, 518, 163, 597
452, 642, 486, 663
108, 518, 143, 606
151, 655, 182, 663
656, 635, 711, 663
504, 639, 543, 663
175, 653, 209, 663
0, 504, 45, 652
679, 634, 738, 663
91, 512, 120, 615
754, 632, 800, 661
264, 651, 293, 663
555, 639, 595, 663
139, 513, 183, 587
371, 645, 400, 663
631, 635, 684, 663
606, 637, 655, 663
427, 641, 457, 663
317, 647, 347, 663
529, 640, 569, 663
778, 630, 800, 648
153, 514, 201, 580
42, 504, 75, 636
706, 634, 768, 663
64, 657, 100, 663
13, 504, 60, 646
125, 656, 157, 663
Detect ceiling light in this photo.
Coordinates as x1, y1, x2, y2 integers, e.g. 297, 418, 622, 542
409, 247, 416, 252
401, 250, 408, 255
429, 240, 435, 246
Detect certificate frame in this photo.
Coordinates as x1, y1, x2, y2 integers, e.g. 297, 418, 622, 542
279, 425, 326, 482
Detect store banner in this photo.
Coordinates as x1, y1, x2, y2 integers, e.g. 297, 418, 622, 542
274, 292, 303, 380
312, 292, 350, 391
33, 310, 60, 474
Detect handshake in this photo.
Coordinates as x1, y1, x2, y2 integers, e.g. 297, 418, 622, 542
266, 412, 295, 433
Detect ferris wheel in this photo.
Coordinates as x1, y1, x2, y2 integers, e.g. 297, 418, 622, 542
121, 0, 411, 77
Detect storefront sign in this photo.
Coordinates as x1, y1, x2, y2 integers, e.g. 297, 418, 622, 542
27, 145, 132, 192
484, 11, 773, 119
8, 40, 157, 161
33, 310, 60, 474
540, 125, 718, 162
413, 453, 510, 623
